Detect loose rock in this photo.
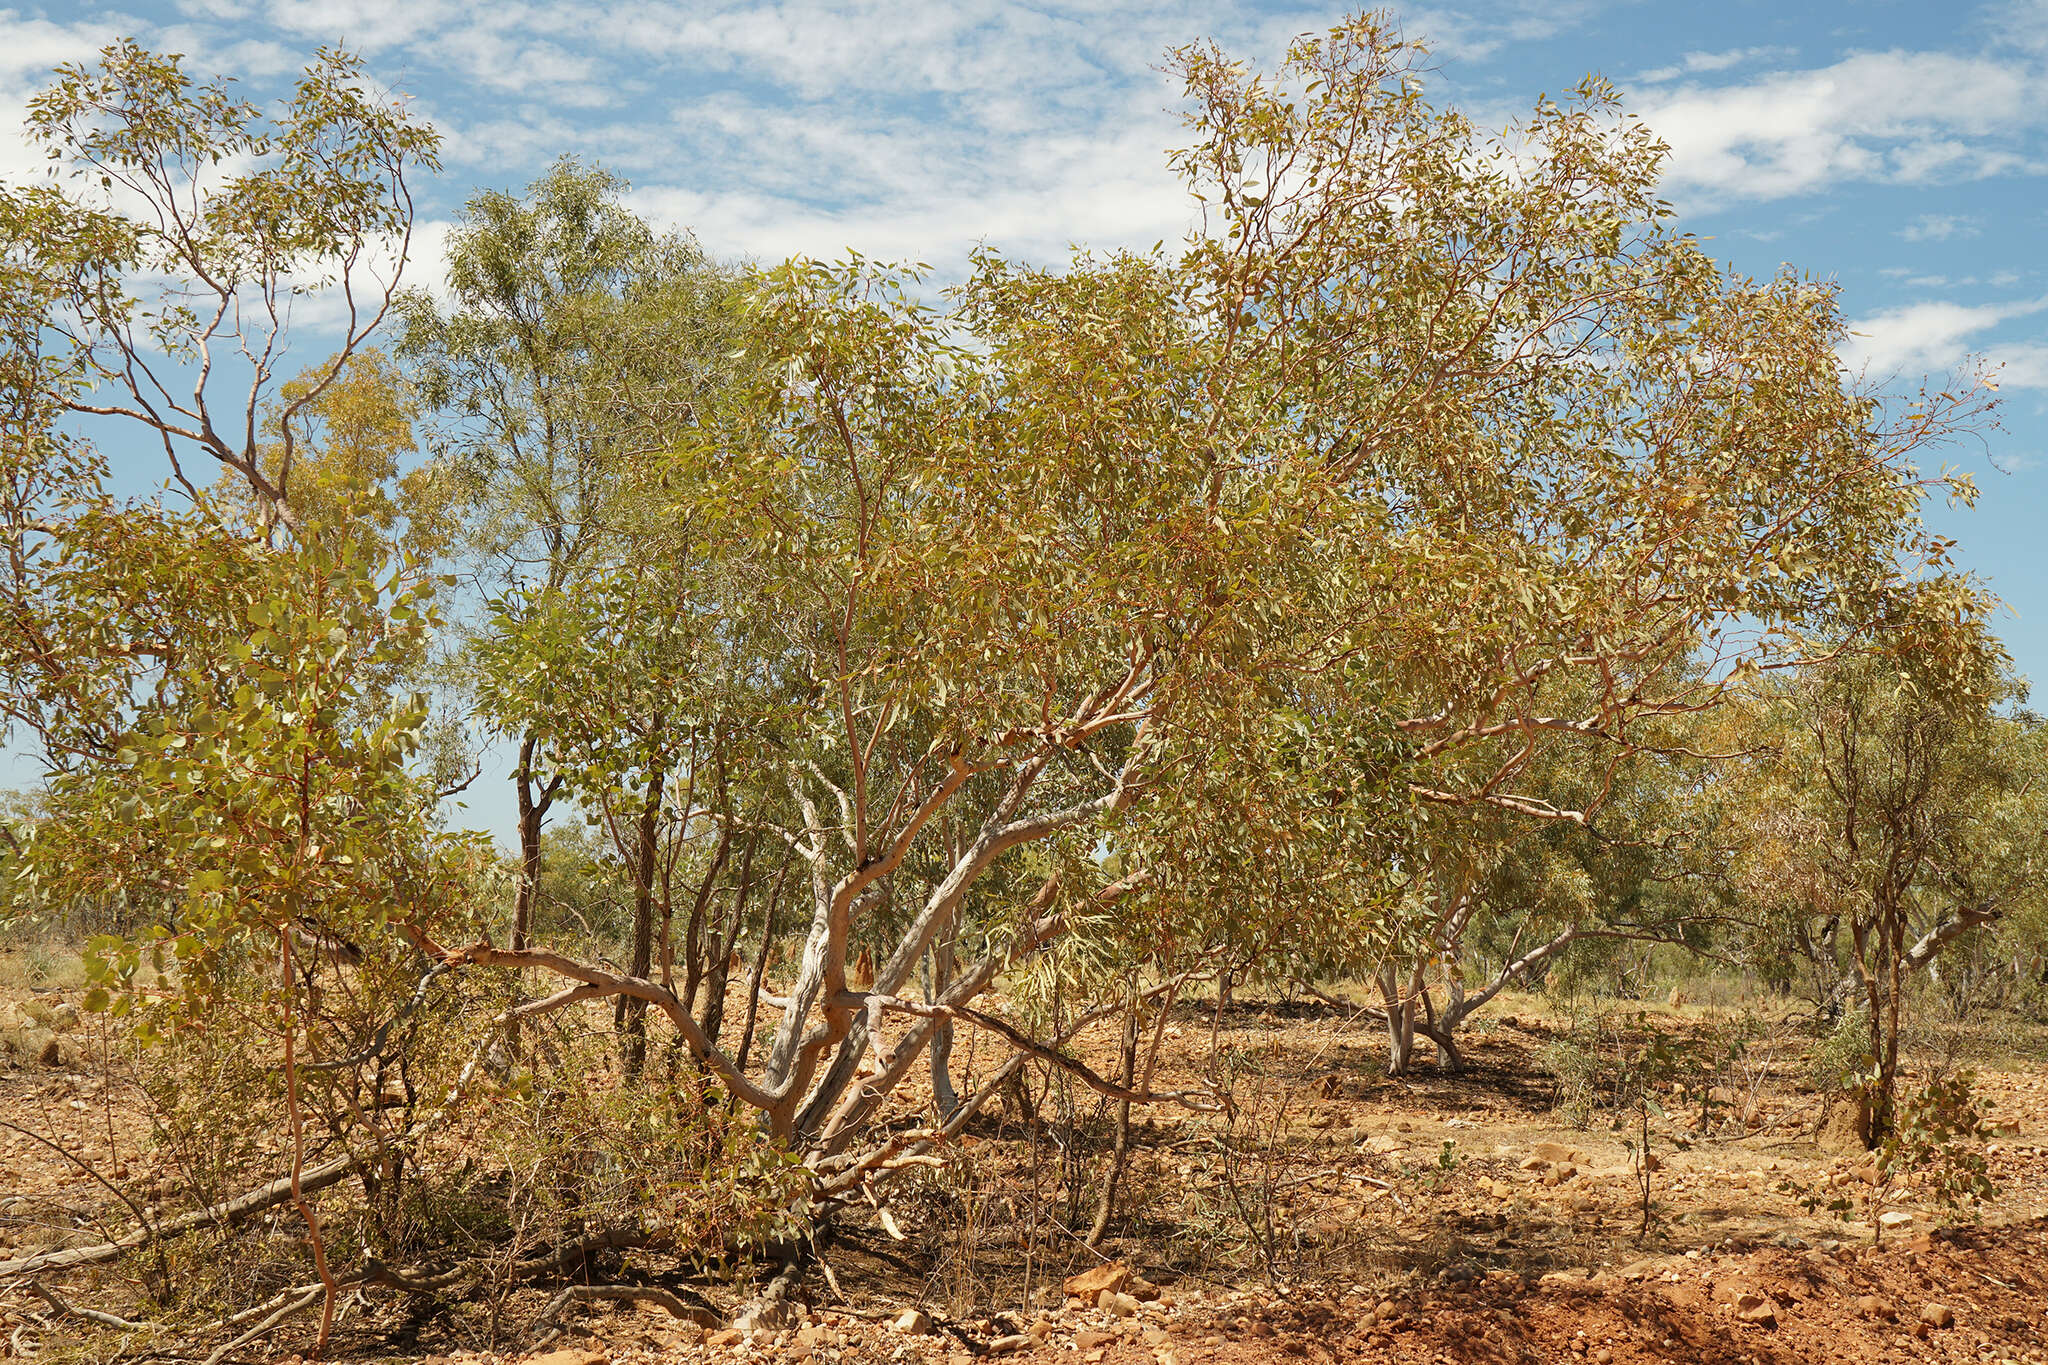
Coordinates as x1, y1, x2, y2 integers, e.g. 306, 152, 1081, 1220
1064, 1263, 1132, 1299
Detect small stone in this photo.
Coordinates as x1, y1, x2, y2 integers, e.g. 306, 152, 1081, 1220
1879, 1210, 1914, 1229
1857, 1295, 1897, 1321
529, 1351, 607, 1365
1065, 1263, 1133, 1299
988, 1334, 1035, 1354
1734, 1293, 1777, 1327
705, 1331, 743, 1349
1028, 1319, 1053, 1342
1921, 1303, 1955, 1330
1099, 1291, 1141, 1318
1141, 1326, 1170, 1347
894, 1310, 933, 1336
1531, 1141, 1576, 1163
1075, 1330, 1114, 1351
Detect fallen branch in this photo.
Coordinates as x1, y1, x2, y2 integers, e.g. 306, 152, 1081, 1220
0, 1152, 359, 1280
212, 1279, 330, 1333
29, 1278, 146, 1331
199, 1284, 323, 1365
532, 1283, 715, 1343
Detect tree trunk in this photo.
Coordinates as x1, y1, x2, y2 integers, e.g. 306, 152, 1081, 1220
619, 763, 666, 1082
1419, 989, 1461, 1071
508, 734, 559, 1060
511, 733, 558, 952
928, 927, 961, 1120
679, 829, 733, 1023
1432, 972, 1464, 1071
699, 833, 755, 1047
734, 859, 788, 1074
1086, 997, 1141, 1248
1379, 964, 1415, 1077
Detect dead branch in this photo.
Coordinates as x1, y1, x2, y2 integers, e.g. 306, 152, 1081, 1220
848, 993, 1220, 1110
0, 1152, 359, 1280
199, 1284, 323, 1365
531, 1283, 715, 1343
28, 1278, 146, 1331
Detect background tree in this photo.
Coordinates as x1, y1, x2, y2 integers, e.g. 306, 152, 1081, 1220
1729, 587, 2024, 1144
398, 159, 745, 964
0, 40, 437, 533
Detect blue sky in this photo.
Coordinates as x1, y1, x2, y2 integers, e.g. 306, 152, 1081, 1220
3, 0, 2046, 836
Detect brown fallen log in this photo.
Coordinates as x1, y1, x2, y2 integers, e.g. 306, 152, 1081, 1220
0, 1152, 359, 1279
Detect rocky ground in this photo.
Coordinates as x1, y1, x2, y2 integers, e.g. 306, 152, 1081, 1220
402, 1223, 2048, 1365
4, 948, 2048, 1364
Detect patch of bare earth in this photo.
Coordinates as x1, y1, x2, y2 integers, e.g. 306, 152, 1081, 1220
5, 980, 2048, 1364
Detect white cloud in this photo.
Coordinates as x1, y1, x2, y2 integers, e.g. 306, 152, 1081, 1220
0, 10, 131, 180
263, 0, 465, 54
1840, 295, 2048, 382
1985, 341, 2048, 389
1637, 49, 2047, 207
1627, 45, 1798, 85
1900, 213, 1982, 242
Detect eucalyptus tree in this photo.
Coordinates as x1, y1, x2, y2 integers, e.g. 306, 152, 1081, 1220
0, 39, 437, 535
0, 41, 485, 1345
1366, 708, 1726, 1074
1727, 595, 2036, 1144
431, 19, 1992, 1230
397, 160, 746, 957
